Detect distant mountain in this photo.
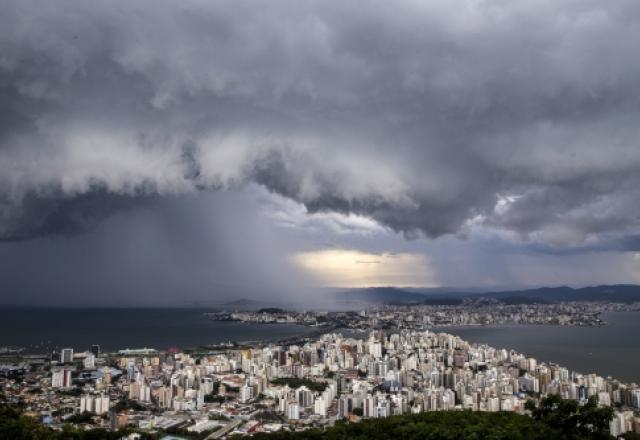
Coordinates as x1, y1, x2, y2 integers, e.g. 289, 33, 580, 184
481, 284, 640, 303
219, 298, 268, 308
334, 284, 640, 305
336, 287, 429, 304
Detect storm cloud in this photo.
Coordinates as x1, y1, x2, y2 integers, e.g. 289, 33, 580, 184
1, 0, 640, 246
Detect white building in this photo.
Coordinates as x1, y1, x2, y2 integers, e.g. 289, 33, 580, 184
375, 400, 390, 418
287, 402, 300, 420
314, 396, 327, 416
52, 369, 72, 388
83, 353, 96, 369
369, 342, 383, 359
487, 396, 500, 412
79, 395, 93, 413
79, 395, 109, 415
240, 384, 254, 403
95, 395, 110, 415
610, 411, 635, 437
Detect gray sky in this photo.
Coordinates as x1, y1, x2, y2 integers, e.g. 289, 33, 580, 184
2, 0, 640, 305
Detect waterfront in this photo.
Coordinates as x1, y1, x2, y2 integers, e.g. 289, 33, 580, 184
2, 308, 638, 385
3, 325, 639, 437
0, 308, 316, 353
445, 311, 640, 384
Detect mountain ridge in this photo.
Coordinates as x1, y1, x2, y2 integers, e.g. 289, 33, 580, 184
334, 284, 640, 304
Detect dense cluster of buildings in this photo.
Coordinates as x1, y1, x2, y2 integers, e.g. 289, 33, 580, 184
209, 301, 640, 330
1, 328, 640, 438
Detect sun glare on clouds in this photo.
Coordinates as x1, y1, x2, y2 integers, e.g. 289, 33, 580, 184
292, 249, 437, 288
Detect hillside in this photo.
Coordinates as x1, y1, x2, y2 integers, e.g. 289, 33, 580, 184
251, 411, 557, 440
336, 287, 429, 304
251, 395, 619, 440
335, 284, 640, 305
483, 285, 640, 303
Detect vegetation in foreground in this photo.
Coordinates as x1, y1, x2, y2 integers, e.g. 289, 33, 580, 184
2, 395, 638, 440
269, 378, 328, 392
0, 403, 153, 440
251, 396, 624, 440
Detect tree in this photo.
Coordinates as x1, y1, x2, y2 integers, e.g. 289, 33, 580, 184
0, 403, 152, 439
65, 411, 96, 425
204, 394, 226, 403
527, 395, 613, 440
269, 378, 327, 392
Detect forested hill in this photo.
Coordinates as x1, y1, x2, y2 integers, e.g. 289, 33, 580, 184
252, 411, 557, 440
250, 396, 630, 440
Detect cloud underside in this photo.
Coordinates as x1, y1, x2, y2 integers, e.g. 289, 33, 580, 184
2, 0, 640, 249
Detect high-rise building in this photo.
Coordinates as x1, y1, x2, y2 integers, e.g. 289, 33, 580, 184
90, 345, 101, 357
94, 395, 110, 415
139, 383, 151, 402
60, 348, 74, 364
102, 368, 112, 385
287, 402, 300, 420
369, 342, 383, 359
313, 396, 327, 416
80, 395, 93, 413
79, 394, 109, 414
200, 378, 214, 395
487, 396, 500, 412
297, 386, 313, 407
338, 395, 350, 419
375, 400, 390, 418
364, 396, 377, 418
84, 353, 96, 369
129, 382, 140, 400
240, 384, 254, 403
52, 369, 72, 388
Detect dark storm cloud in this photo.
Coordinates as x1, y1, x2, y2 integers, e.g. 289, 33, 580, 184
2, 0, 640, 245
0, 187, 157, 241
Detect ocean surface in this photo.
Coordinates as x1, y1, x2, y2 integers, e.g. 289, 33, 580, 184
1, 309, 638, 384
444, 311, 640, 384
0, 308, 316, 353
